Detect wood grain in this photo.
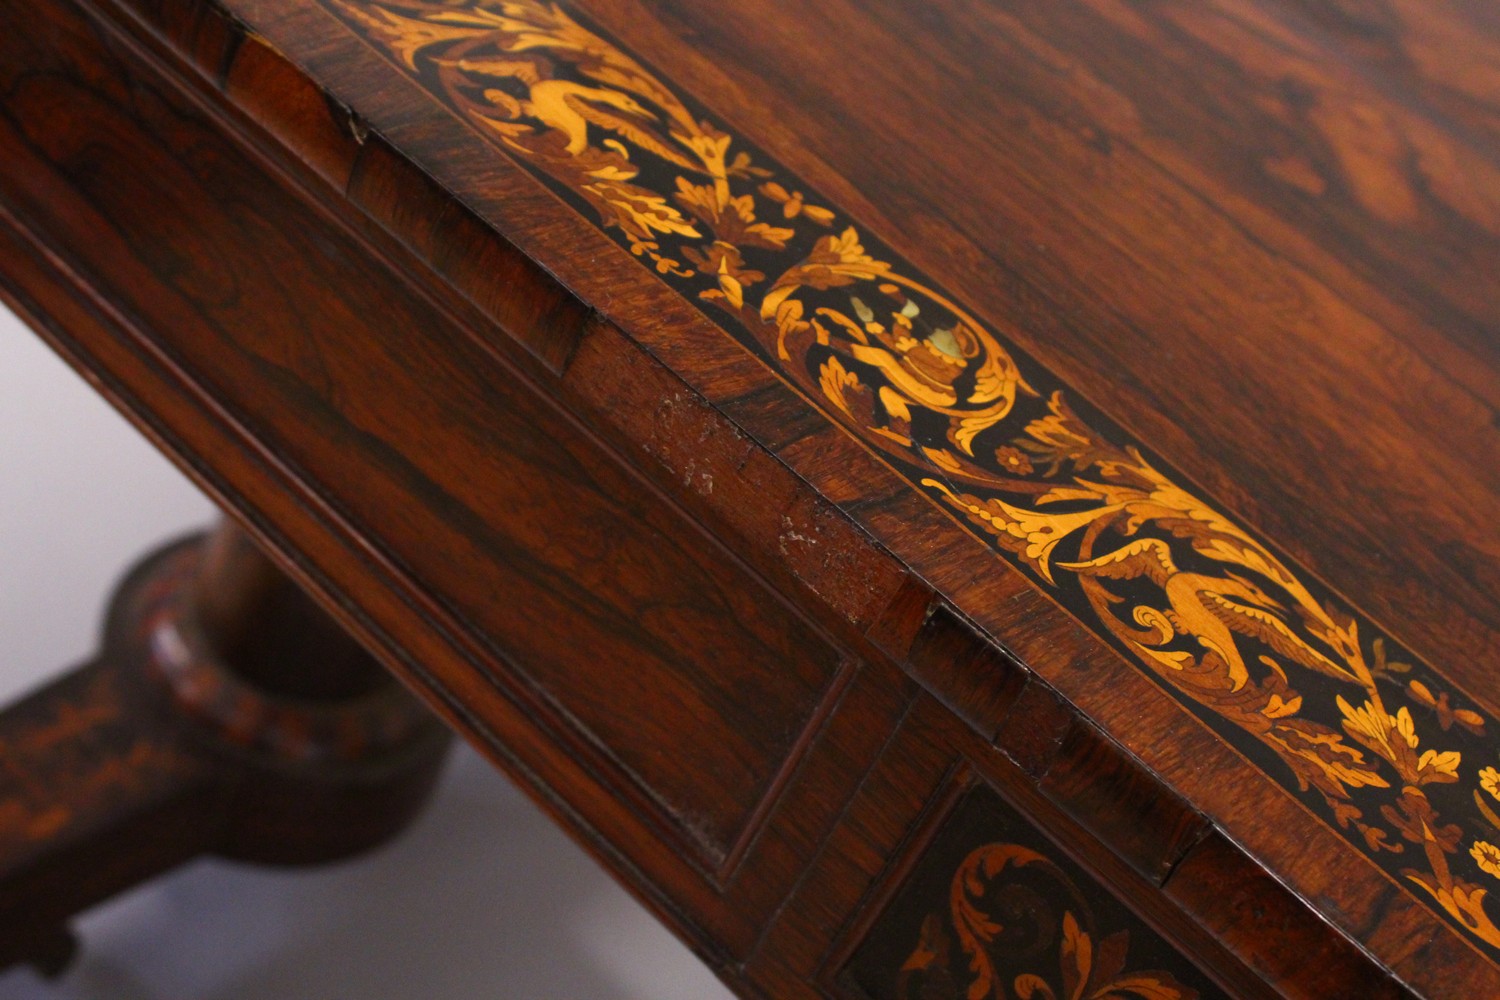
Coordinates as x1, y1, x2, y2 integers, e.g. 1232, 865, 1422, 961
279, 0, 1500, 964
2, 0, 1496, 994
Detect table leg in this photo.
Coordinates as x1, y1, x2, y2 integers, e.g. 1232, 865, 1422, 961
0, 521, 452, 976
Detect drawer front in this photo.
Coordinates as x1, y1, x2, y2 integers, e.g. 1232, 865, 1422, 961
0, 0, 851, 929
748, 684, 1421, 1000
843, 780, 1225, 1000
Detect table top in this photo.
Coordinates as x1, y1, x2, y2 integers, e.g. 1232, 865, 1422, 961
262, 0, 1500, 952
2, 0, 1497, 995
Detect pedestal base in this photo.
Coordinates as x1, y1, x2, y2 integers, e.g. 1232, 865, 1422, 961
0, 524, 452, 975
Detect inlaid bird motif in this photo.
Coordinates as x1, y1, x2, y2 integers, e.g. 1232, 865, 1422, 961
1059, 536, 1354, 691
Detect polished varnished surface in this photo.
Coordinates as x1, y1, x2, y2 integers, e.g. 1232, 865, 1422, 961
846, 782, 1228, 999
315, 0, 1500, 956
1, 0, 1496, 995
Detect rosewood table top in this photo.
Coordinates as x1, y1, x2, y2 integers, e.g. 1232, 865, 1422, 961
1, 0, 1496, 996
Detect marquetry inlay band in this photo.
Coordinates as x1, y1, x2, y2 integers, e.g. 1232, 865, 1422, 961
847, 783, 1226, 999
326, 0, 1500, 953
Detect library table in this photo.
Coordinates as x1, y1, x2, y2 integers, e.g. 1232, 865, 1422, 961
1, 0, 1498, 996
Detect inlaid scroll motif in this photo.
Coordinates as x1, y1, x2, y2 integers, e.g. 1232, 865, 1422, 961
327, 0, 1500, 953
898, 844, 1200, 1000
845, 785, 1223, 1000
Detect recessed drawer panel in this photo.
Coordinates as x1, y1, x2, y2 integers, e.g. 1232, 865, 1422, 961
843, 781, 1226, 1000
0, 0, 843, 874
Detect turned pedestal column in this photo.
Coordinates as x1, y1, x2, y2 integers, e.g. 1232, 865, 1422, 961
0, 522, 452, 975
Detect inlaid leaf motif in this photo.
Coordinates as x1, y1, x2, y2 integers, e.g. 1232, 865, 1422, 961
897, 841, 1198, 1000
328, 0, 1500, 952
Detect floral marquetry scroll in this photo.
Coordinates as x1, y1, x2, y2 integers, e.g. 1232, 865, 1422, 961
325, 0, 1500, 954
844, 785, 1224, 1000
